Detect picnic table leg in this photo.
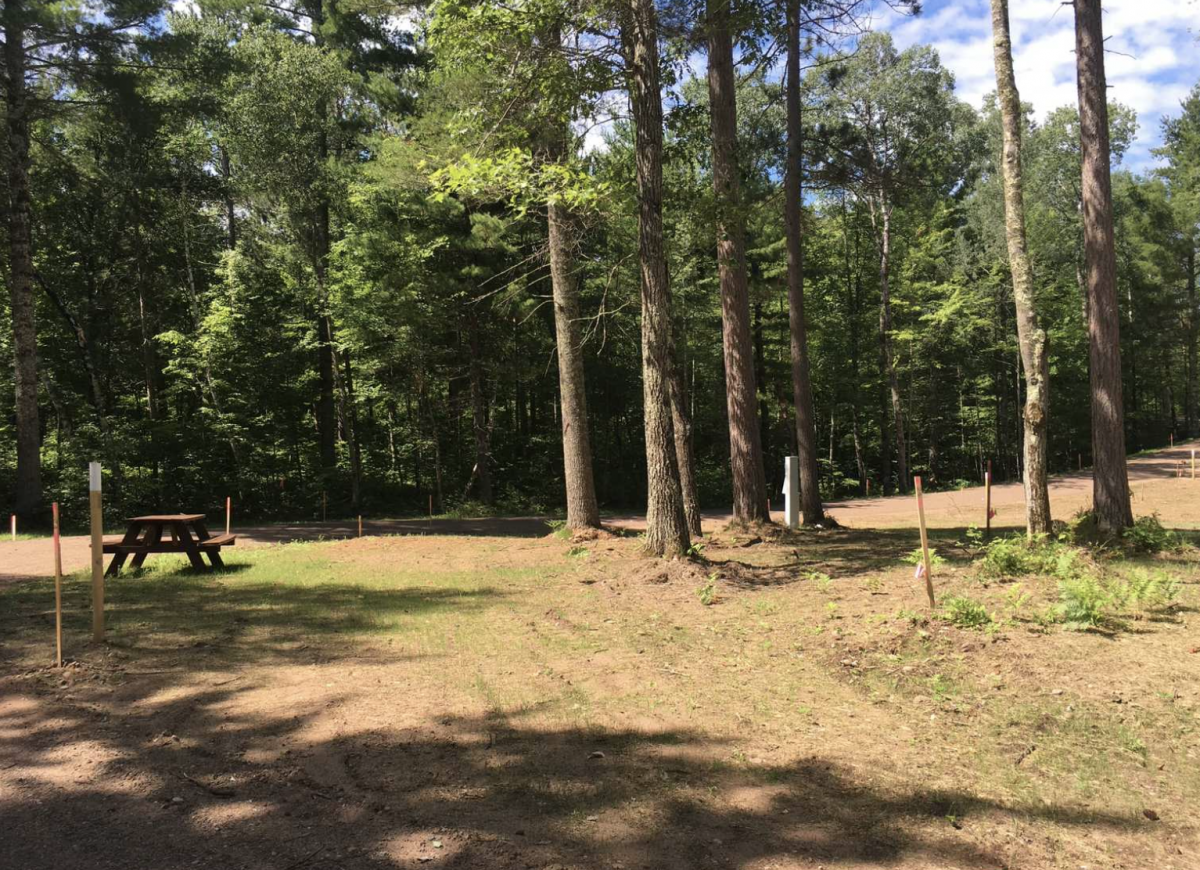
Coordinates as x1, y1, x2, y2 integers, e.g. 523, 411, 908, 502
130, 522, 163, 571
106, 520, 145, 578
173, 521, 207, 571
193, 520, 225, 570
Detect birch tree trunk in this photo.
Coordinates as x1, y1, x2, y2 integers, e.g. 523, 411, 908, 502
706, 0, 769, 525
990, 0, 1053, 535
1074, 0, 1133, 530
623, 0, 689, 556
5, 0, 42, 519
785, 0, 824, 525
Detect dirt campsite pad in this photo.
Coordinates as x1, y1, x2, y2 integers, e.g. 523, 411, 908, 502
2, 505, 1199, 870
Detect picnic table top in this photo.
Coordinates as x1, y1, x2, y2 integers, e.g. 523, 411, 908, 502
128, 514, 206, 523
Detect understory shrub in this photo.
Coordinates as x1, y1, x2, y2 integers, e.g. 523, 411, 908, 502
941, 595, 993, 629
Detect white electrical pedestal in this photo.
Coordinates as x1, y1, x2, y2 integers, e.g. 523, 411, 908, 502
783, 455, 800, 530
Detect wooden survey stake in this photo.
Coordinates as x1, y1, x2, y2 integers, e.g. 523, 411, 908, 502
985, 460, 993, 538
53, 502, 63, 668
914, 476, 936, 609
358, 515, 363, 537
226, 496, 232, 536
89, 462, 104, 643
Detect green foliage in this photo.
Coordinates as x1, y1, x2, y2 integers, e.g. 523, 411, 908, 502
1056, 575, 1113, 630
940, 595, 993, 629
1122, 515, 1180, 554
903, 548, 946, 567
697, 577, 719, 606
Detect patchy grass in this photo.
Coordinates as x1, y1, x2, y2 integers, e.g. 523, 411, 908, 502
1, 525, 1198, 870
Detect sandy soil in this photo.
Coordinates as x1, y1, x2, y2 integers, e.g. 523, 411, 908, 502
1, 523, 1196, 870
5, 441, 1200, 586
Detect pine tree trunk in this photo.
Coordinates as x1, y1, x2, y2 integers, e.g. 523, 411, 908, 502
1074, 0, 1133, 531
875, 202, 908, 493
706, 0, 769, 525
991, 0, 1052, 536
5, 2, 42, 519
547, 157, 601, 528
623, 0, 689, 557
315, 207, 338, 474
1187, 247, 1197, 438
785, 0, 824, 525
466, 311, 494, 505
668, 337, 703, 535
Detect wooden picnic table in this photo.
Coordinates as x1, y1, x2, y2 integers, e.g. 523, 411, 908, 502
102, 513, 235, 577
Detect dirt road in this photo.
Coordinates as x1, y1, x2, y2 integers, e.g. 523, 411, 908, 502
5, 440, 1199, 584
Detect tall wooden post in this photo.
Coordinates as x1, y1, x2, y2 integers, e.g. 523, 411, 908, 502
9, 514, 15, 540
53, 502, 63, 668
985, 460, 993, 538
358, 515, 363, 537
225, 496, 232, 536
89, 462, 104, 643
914, 476, 936, 609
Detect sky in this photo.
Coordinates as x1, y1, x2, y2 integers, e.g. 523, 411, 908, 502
870, 0, 1200, 172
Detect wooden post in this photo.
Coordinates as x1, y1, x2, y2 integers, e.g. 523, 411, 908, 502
9, 513, 14, 540
914, 476, 936, 609
865, 479, 870, 498
985, 460, 992, 539
225, 496, 232, 536
358, 515, 363, 537
1078, 452, 1083, 471
429, 494, 433, 518
53, 502, 63, 668
89, 462, 104, 643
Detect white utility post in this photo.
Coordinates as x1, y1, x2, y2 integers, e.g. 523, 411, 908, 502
783, 456, 800, 530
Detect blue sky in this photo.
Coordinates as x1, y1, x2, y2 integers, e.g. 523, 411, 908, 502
871, 0, 1200, 172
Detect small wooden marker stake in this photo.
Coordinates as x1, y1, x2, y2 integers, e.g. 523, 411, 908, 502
53, 502, 63, 668
914, 476, 936, 609
866, 479, 871, 498
358, 515, 363, 537
429, 494, 433, 518
225, 496, 232, 536
9, 513, 15, 541
89, 462, 104, 643
984, 460, 993, 538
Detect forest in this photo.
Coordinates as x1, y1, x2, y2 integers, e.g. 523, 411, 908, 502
2, 0, 1198, 551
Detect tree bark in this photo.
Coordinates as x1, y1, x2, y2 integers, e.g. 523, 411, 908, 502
1074, 0, 1133, 530
785, 0, 824, 525
991, 0, 1052, 536
668, 333, 703, 536
5, 0, 42, 519
314, 207, 338, 474
623, 0, 689, 557
1187, 247, 1197, 438
873, 200, 908, 493
546, 142, 601, 529
706, 0, 769, 525
465, 310, 494, 505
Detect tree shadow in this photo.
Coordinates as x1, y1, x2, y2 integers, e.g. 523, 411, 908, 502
0, 678, 1149, 870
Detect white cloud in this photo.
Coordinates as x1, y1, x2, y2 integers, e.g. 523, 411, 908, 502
874, 0, 1200, 171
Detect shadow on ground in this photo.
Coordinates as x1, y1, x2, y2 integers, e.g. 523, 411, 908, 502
0, 676, 1144, 870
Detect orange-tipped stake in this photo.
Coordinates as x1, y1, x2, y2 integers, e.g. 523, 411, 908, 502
53, 503, 63, 667
914, 476, 936, 609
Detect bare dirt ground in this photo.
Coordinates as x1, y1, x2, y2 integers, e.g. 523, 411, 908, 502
1, 505, 1198, 869
6, 441, 1200, 587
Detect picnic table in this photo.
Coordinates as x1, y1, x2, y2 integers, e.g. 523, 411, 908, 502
102, 514, 235, 577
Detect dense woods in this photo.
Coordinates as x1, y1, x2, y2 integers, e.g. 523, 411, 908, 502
3, 0, 1198, 544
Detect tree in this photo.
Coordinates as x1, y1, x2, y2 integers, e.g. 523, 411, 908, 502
621, 0, 689, 556
705, 0, 769, 524
1156, 86, 1200, 439
427, 1, 604, 529
1073, 0, 1133, 530
811, 33, 971, 494
989, 0, 1051, 535
783, 0, 823, 525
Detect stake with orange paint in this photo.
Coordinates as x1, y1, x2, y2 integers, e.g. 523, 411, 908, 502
53, 502, 63, 668
914, 476, 936, 609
